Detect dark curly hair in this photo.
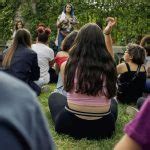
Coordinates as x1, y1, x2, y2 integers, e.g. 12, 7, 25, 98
127, 43, 146, 65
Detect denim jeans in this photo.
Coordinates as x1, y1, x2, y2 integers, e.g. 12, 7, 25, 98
58, 31, 65, 50
53, 73, 67, 96
145, 78, 150, 93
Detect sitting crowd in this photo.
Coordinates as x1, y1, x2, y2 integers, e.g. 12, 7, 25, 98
0, 3, 150, 149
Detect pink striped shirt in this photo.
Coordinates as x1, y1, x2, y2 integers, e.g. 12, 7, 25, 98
67, 76, 111, 107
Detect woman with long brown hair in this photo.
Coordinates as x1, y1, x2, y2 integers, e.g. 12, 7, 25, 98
2, 28, 41, 95
48, 19, 118, 139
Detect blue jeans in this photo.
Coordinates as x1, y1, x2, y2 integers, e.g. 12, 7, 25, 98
53, 73, 67, 96
145, 78, 150, 93
58, 31, 65, 51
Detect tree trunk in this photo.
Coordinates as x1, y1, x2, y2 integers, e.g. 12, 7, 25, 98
31, 0, 36, 14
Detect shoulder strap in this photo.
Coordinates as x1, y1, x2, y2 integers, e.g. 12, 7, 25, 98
125, 63, 131, 72
131, 65, 141, 81
143, 65, 146, 72
136, 65, 141, 74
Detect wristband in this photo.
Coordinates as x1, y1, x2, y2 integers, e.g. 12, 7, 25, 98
103, 32, 111, 35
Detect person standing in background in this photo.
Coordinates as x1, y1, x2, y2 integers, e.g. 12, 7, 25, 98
12, 20, 24, 39
56, 3, 78, 50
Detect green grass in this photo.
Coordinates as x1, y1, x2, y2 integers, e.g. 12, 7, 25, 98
38, 84, 132, 150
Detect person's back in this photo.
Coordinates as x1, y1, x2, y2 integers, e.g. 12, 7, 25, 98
32, 43, 54, 78
49, 22, 118, 139
8, 45, 39, 82
32, 27, 54, 87
117, 44, 146, 104
117, 63, 146, 103
54, 30, 78, 95
2, 29, 40, 95
0, 72, 55, 150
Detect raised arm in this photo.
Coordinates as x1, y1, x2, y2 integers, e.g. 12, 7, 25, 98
103, 17, 117, 58
60, 61, 67, 84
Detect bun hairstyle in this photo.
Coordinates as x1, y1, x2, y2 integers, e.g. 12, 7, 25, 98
37, 26, 44, 33
37, 26, 51, 43
37, 27, 51, 35
45, 28, 51, 35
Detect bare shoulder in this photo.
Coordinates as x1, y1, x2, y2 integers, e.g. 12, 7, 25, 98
56, 51, 63, 56
60, 61, 67, 82
117, 63, 127, 74
56, 51, 68, 57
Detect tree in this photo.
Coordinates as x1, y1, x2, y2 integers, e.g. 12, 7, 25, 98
0, 0, 149, 45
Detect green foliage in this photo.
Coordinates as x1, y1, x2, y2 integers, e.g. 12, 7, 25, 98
0, 0, 149, 45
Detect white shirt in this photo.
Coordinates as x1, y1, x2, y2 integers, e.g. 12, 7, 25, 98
32, 43, 54, 84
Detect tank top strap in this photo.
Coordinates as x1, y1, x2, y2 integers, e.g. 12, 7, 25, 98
143, 65, 146, 72
137, 65, 141, 72
125, 63, 131, 72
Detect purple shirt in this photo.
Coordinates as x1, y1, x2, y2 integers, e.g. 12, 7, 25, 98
124, 97, 150, 150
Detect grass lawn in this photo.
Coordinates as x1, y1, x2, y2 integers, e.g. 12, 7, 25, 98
38, 84, 132, 150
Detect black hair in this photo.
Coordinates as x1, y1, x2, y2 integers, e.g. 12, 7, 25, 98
61, 30, 78, 52
127, 43, 146, 65
63, 3, 74, 16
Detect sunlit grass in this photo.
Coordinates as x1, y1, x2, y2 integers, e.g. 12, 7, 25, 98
38, 84, 132, 150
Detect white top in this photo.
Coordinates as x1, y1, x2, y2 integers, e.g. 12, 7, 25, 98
32, 43, 54, 84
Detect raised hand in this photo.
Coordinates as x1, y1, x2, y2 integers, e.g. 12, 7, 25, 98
104, 17, 117, 35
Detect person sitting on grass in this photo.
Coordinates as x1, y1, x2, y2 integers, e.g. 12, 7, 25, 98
2, 29, 41, 96
116, 44, 146, 104
126, 35, 150, 115
32, 26, 54, 90
0, 71, 55, 150
54, 30, 78, 96
114, 96, 150, 150
48, 19, 118, 139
